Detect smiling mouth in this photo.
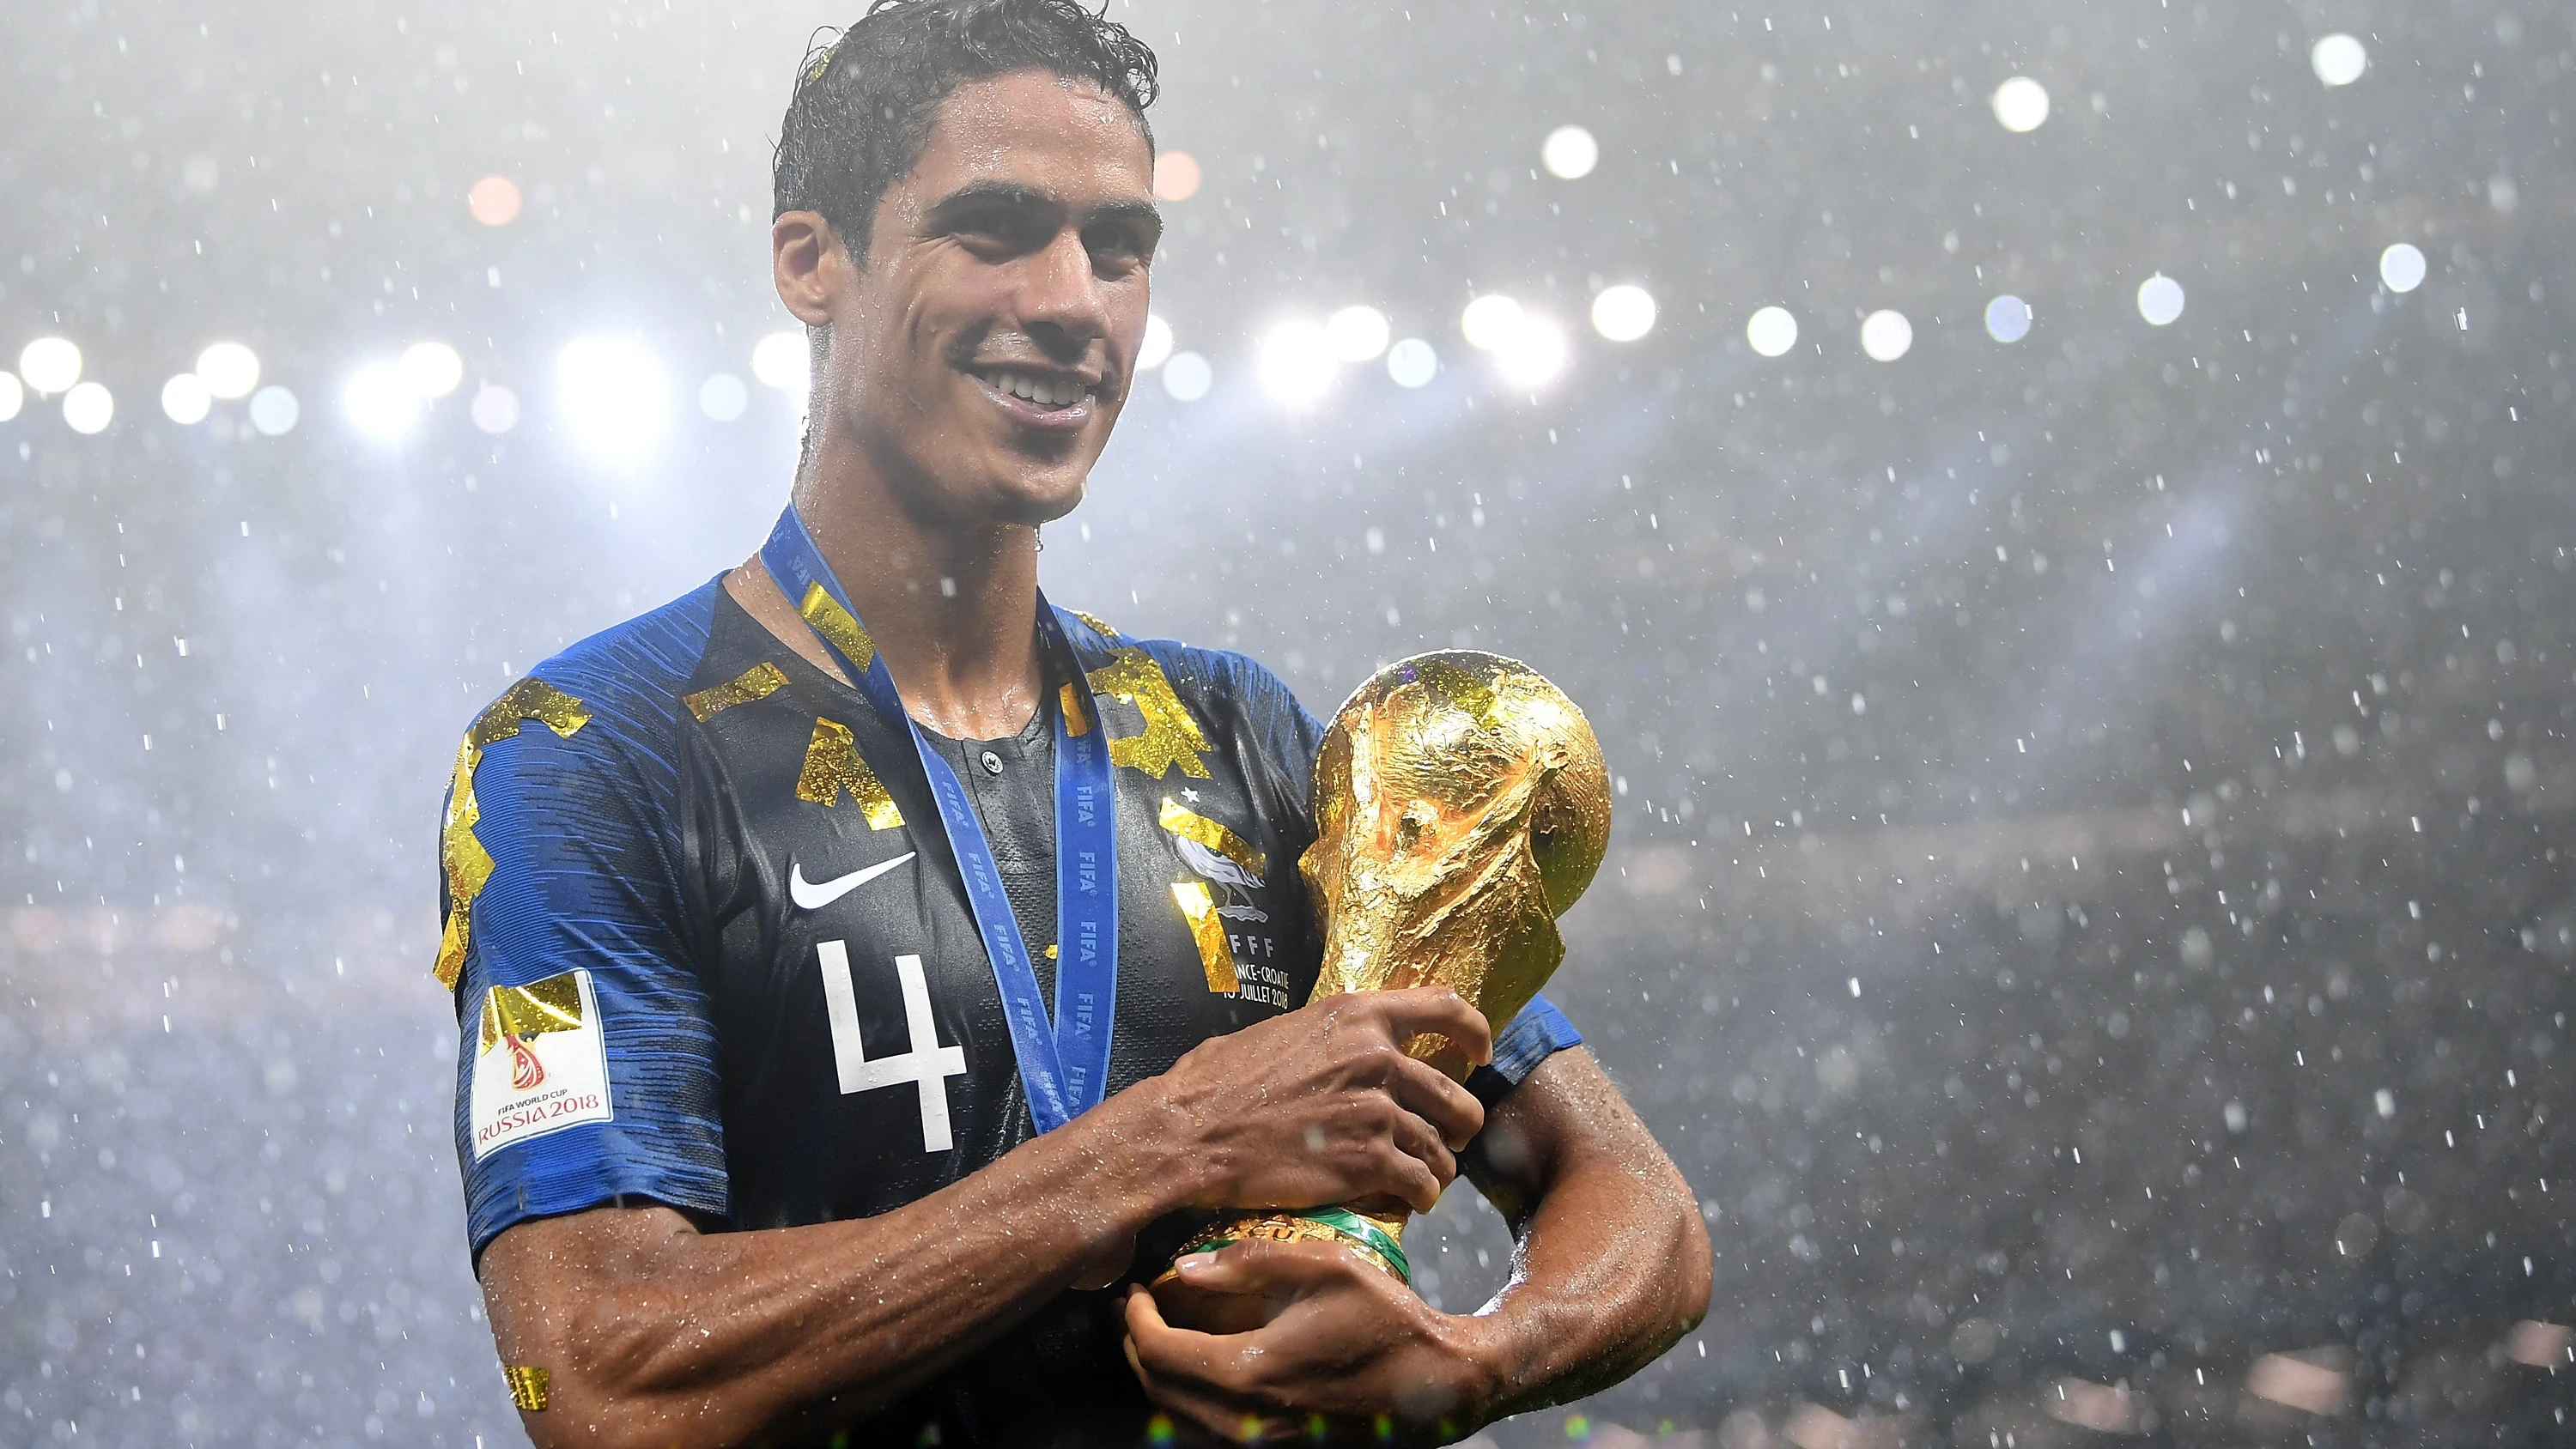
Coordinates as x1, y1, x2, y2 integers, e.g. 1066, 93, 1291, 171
970, 367, 1097, 413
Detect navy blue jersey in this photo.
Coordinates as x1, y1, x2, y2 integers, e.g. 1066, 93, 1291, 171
437, 578, 1581, 1446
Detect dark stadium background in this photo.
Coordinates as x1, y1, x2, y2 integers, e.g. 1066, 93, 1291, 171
2, 1, 2570, 1443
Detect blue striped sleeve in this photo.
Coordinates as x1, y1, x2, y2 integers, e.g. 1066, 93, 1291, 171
1467, 995, 1583, 1107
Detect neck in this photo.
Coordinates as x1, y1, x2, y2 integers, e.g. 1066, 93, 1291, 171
742, 439, 1047, 741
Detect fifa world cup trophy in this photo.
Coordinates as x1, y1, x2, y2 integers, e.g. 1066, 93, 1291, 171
1153, 651, 1612, 1332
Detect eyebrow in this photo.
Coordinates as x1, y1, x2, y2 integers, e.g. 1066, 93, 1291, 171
925, 180, 1162, 235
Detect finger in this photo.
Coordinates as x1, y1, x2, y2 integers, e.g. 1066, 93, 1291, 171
1383, 1052, 1487, 1149
1384, 1103, 1460, 1197
1363, 987, 1494, 1066
1126, 1282, 1239, 1379
1174, 1236, 1376, 1297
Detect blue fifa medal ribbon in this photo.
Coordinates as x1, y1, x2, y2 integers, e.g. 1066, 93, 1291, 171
759, 507, 1121, 1132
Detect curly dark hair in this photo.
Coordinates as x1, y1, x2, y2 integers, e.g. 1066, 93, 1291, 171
773, 0, 1160, 262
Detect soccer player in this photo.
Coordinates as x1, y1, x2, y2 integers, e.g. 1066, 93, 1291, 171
438, 2, 1710, 1444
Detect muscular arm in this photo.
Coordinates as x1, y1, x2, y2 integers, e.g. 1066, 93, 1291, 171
1455, 1046, 1712, 1416
477, 989, 1493, 1449
1126, 1047, 1710, 1441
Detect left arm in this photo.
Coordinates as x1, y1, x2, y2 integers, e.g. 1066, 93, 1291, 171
1124, 1046, 1711, 1443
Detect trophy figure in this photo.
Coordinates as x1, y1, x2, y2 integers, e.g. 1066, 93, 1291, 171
1152, 651, 1611, 1331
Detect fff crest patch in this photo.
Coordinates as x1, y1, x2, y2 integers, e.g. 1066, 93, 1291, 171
471, 968, 612, 1159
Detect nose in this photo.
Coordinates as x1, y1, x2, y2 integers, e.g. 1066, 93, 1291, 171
1014, 227, 1111, 360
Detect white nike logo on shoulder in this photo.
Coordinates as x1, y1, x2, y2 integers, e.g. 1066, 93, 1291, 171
790, 852, 919, 911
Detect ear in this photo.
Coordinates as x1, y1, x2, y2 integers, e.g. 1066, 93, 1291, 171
772, 210, 841, 329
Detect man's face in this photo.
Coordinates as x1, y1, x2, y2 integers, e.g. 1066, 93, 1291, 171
802, 70, 1159, 529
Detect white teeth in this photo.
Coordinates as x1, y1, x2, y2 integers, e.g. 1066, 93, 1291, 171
981, 369, 1087, 409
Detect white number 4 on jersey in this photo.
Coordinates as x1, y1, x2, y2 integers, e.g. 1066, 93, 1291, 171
817, 944, 967, 1153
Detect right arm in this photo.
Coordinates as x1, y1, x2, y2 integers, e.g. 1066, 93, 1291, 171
478, 987, 1494, 1449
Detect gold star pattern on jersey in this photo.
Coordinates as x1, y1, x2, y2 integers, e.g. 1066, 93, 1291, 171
683, 661, 790, 720
797, 718, 905, 829
1085, 646, 1212, 779
434, 678, 592, 990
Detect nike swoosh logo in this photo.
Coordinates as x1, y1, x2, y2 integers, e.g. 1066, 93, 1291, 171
789, 852, 918, 911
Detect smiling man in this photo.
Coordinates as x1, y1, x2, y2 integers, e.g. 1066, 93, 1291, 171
437, 3, 1707, 1446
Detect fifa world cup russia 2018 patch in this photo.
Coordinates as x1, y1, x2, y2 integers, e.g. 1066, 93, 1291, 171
471, 969, 612, 1159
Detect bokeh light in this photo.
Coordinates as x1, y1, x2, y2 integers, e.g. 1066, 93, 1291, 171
751, 330, 810, 392
20, 336, 82, 394
1540, 124, 1599, 179
161, 373, 212, 425
1590, 285, 1656, 342
1493, 318, 1567, 390
247, 385, 299, 436
468, 175, 523, 227
1460, 294, 1526, 352
557, 337, 667, 458
195, 343, 260, 399
2312, 33, 2367, 88
2379, 242, 2427, 294
1137, 315, 1174, 372
1991, 76, 2050, 133
1860, 310, 1914, 362
1325, 305, 1390, 363
470, 383, 520, 435
1747, 306, 1799, 358
62, 381, 113, 434
1257, 319, 1338, 405
343, 364, 419, 440
1984, 294, 2033, 343
700, 373, 749, 422
399, 342, 465, 400
1151, 152, 1201, 203
0, 372, 21, 421
1161, 351, 1211, 402
1385, 337, 1437, 388
2136, 273, 2186, 326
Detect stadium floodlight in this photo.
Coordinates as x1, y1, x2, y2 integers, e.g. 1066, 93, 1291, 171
2312, 33, 2366, 88
161, 373, 213, 424
1991, 76, 2050, 133
2379, 243, 2427, 294
1386, 338, 1437, 389
64, 381, 114, 433
699, 373, 749, 422
1493, 318, 1567, 389
343, 364, 420, 440
1137, 315, 1174, 372
20, 337, 81, 394
0, 372, 21, 421
1257, 319, 1339, 406
248, 386, 300, 436
2136, 274, 2186, 326
1747, 306, 1799, 358
1460, 294, 1525, 352
1860, 310, 1914, 361
195, 343, 261, 399
1590, 285, 1657, 342
471, 383, 521, 435
1326, 306, 1390, 364
1541, 124, 1599, 179
751, 331, 810, 392
1161, 351, 1212, 402
400, 342, 465, 399
558, 336, 667, 458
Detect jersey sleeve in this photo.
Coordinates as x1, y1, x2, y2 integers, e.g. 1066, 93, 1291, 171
442, 681, 729, 1257
1212, 647, 1586, 1104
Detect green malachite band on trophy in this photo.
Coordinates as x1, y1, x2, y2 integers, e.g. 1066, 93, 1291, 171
1183, 1207, 1412, 1284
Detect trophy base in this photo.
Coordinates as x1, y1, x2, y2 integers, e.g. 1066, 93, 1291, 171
1148, 1208, 1412, 1335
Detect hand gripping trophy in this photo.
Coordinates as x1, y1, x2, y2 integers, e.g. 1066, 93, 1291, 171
1154, 651, 1612, 1331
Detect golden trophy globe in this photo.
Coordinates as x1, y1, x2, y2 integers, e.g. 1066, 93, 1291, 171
1153, 651, 1611, 1331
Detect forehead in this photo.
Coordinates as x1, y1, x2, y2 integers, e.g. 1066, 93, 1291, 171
904, 69, 1154, 197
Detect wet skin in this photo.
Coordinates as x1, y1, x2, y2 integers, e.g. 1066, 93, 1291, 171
474, 69, 1711, 1449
